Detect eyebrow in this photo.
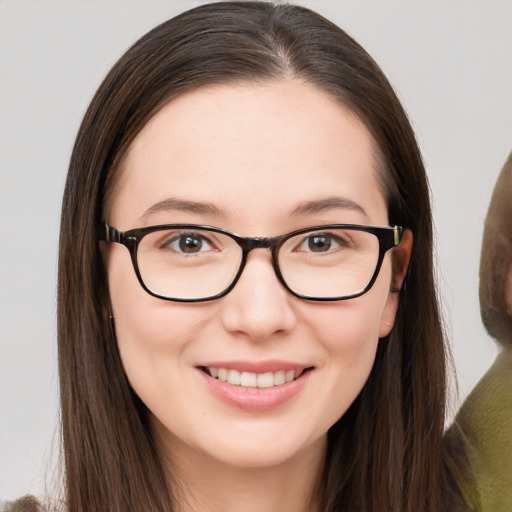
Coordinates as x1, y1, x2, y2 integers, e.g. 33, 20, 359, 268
140, 197, 226, 220
291, 196, 369, 219
140, 195, 368, 222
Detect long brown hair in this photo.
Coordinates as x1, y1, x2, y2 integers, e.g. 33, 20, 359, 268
58, 2, 451, 510
479, 152, 512, 347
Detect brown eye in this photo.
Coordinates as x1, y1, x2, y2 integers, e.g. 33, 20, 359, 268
297, 233, 348, 253
179, 235, 203, 253
163, 233, 214, 254
307, 234, 332, 252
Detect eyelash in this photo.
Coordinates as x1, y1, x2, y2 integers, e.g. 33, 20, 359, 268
295, 232, 352, 253
159, 232, 216, 253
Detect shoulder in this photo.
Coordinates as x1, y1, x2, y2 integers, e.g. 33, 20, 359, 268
1, 496, 43, 512
457, 350, 512, 426
445, 350, 512, 511
0, 496, 61, 512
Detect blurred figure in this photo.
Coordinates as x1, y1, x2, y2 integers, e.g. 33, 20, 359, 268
445, 152, 512, 511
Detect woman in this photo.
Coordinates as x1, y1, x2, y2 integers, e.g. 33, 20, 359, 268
5, 2, 455, 511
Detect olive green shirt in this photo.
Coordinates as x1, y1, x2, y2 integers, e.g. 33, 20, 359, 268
445, 350, 512, 511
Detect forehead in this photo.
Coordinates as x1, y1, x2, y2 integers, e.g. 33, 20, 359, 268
109, 80, 388, 231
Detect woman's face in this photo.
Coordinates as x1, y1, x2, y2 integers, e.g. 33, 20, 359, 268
104, 81, 409, 470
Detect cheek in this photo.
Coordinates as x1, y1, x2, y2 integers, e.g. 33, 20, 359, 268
106, 244, 205, 343
314, 297, 382, 373
312, 262, 391, 354
305, 267, 392, 416
105, 246, 206, 403
110, 288, 215, 424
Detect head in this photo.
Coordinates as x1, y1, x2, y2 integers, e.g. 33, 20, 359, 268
479, 152, 512, 347
58, 3, 448, 511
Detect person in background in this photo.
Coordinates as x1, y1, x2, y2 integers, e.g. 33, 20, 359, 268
445, 152, 512, 512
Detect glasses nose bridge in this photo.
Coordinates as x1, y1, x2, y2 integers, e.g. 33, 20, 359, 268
239, 235, 281, 256
237, 236, 283, 277
233, 235, 284, 294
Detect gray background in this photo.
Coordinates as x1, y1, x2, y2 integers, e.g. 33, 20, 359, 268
1, 0, 511, 499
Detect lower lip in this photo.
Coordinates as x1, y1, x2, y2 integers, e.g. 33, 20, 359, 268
199, 370, 311, 411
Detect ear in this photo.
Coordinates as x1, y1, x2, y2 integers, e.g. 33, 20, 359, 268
378, 229, 413, 338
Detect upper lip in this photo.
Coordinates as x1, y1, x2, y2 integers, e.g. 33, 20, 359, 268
197, 360, 312, 373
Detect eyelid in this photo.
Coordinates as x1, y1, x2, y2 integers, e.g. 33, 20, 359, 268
157, 230, 216, 251
303, 229, 351, 242
291, 231, 348, 253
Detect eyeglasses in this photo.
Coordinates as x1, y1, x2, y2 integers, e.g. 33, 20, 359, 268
98, 223, 403, 302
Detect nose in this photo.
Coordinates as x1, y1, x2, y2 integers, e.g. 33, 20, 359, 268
219, 250, 298, 341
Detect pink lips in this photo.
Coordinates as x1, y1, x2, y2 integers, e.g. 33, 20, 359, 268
197, 360, 312, 412
200, 360, 306, 373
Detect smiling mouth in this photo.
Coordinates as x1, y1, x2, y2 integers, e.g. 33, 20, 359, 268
200, 367, 313, 388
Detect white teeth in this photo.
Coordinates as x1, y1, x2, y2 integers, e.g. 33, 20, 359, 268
218, 368, 228, 382
240, 371, 257, 387
207, 367, 306, 387
227, 369, 241, 386
257, 372, 274, 388
274, 370, 286, 386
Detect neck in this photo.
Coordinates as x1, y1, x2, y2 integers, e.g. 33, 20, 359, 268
153, 422, 326, 512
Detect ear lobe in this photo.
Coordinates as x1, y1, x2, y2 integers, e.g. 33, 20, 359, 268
378, 229, 413, 338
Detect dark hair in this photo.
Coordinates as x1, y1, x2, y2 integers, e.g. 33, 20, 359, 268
479, 152, 512, 347
58, 2, 452, 510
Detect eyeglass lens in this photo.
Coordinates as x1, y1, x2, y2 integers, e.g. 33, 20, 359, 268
136, 227, 381, 301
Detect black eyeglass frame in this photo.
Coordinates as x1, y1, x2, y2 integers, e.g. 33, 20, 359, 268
98, 223, 404, 302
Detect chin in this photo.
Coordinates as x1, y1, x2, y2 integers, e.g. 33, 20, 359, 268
195, 425, 327, 471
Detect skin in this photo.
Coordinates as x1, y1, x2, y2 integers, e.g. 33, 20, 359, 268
104, 80, 412, 512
